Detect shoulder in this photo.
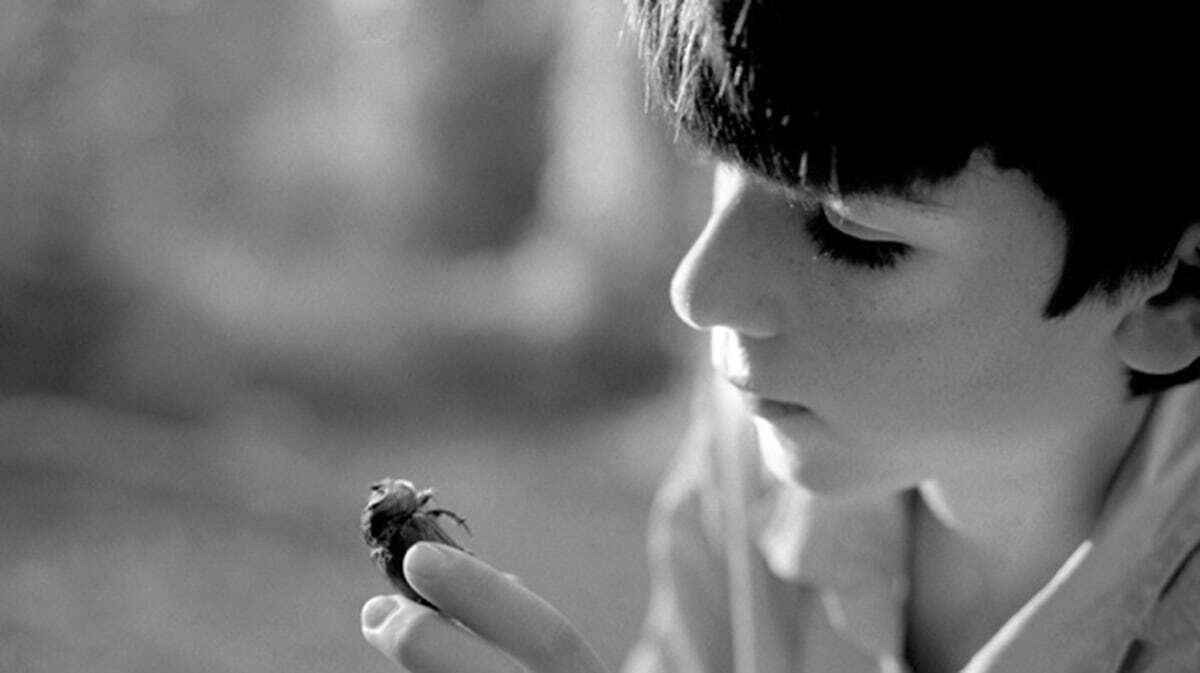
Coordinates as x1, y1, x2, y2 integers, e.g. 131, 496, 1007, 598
1117, 383, 1200, 671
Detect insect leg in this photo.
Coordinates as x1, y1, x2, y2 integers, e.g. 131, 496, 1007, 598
427, 509, 470, 534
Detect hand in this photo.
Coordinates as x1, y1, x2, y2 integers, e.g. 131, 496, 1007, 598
361, 542, 610, 673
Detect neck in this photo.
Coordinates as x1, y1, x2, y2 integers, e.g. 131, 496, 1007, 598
904, 393, 1154, 673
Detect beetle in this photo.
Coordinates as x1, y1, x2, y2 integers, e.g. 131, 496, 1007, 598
360, 477, 469, 609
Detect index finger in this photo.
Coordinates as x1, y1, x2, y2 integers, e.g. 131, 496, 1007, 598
403, 543, 608, 673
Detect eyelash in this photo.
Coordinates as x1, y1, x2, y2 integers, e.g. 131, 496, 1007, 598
802, 208, 912, 270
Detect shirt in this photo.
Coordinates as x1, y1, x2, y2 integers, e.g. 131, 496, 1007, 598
622, 378, 1200, 673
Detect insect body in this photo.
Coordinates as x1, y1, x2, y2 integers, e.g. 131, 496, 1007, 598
360, 477, 469, 609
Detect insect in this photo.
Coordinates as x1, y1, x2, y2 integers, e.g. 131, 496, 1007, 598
360, 477, 469, 609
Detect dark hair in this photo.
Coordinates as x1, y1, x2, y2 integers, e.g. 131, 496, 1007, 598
626, 0, 1200, 395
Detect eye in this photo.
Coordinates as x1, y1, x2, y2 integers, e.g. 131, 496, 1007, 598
802, 205, 911, 269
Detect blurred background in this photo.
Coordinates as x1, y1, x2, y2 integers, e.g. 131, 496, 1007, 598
0, 1, 713, 671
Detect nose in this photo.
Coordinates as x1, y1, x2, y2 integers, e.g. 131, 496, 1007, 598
670, 171, 782, 339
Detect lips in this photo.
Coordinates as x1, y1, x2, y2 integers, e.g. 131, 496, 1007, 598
742, 393, 810, 419
722, 378, 810, 419
713, 330, 809, 419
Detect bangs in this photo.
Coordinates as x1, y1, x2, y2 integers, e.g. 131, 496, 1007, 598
630, 0, 997, 199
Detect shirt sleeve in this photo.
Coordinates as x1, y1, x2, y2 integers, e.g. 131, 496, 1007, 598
1118, 539, 1200, 673
621, 404, 736, 673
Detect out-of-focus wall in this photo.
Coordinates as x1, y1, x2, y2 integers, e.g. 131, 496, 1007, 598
1, 0, 711, 671
0, 0, 708, 423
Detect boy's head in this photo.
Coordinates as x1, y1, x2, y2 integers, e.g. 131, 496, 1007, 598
628, 0, 1200, 396
627, 2, 1200, 493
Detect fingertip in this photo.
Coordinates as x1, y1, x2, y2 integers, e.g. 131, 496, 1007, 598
361, 594, 401, 634
403, 541, 454, 581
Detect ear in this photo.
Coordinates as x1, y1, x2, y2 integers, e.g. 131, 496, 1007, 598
1114, 224, 1200, 375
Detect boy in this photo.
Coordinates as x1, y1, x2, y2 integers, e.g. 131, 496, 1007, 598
362, 4, 1200, 672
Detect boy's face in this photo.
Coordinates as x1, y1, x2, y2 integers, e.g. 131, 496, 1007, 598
674, 154, 1142, 495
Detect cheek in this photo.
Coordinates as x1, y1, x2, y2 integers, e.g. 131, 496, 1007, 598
802, 264, 1065, 440
799, 259, 972, 384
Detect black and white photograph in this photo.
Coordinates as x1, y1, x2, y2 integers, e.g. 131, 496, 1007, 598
3, 3, 1200, 672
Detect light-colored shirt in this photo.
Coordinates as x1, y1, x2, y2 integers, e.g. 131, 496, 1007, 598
623, 378, 1200, 673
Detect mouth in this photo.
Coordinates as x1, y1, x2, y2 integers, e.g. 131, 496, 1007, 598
743, 395, 810, 419
723, 379, 811, 419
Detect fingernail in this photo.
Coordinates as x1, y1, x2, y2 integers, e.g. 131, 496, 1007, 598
404, 542, 450, 579
361, 595, 400, 631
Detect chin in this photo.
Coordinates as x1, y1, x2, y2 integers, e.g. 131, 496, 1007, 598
754, 421, 915, 500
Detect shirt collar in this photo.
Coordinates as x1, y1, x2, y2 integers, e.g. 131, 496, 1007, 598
745, 381, 1200, 672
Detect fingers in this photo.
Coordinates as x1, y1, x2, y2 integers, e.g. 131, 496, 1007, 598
361, 543, 609, 673
402, 543, 608, 673
361, 594, 523, 673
